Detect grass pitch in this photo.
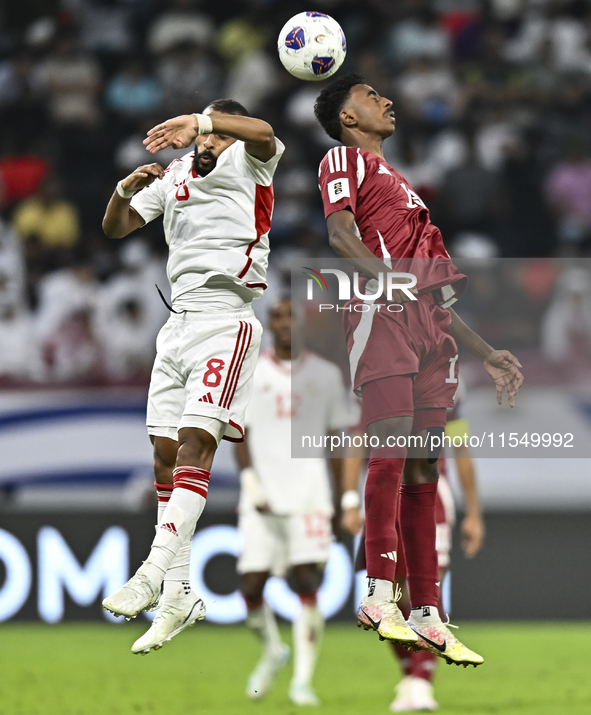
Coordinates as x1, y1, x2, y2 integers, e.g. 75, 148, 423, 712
0, 622, 589, 715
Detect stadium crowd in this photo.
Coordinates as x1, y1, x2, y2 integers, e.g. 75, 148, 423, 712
2, 0, 591, 385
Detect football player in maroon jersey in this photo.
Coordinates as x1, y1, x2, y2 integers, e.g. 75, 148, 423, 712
314, 72, 522, 666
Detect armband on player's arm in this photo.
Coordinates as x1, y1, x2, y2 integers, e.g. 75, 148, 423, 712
240, 467, 269, 510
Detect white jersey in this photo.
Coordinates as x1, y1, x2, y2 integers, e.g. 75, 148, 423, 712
130, 138, 284, 311
242, 350, 350, 516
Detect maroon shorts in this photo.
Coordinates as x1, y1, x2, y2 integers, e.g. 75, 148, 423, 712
345, 293, 458, 424
361, 375, 448, 432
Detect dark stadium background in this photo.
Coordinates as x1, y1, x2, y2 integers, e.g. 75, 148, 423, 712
1, 0, 590, 633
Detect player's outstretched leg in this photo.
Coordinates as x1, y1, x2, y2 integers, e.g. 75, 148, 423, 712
401, 460, 483, 667
245, 599, 290, 699
357, 454, 418, 645
131, 482, 206, 653
289, 591, 324, 706
104, 428, 215, 619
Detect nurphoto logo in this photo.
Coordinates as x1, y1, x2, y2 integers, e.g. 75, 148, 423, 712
303, 267, 417, 313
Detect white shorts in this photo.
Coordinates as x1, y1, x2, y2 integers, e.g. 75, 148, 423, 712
147, 307, 262, 443
237, 508, 332, 577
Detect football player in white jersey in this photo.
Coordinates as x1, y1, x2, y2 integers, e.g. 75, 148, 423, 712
101, 100, 284, 654
235, 297, 350, 706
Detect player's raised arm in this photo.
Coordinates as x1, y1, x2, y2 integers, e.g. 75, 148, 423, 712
102, 163, 163, 238
448, 308, 524, 407
144, 111, 276, 162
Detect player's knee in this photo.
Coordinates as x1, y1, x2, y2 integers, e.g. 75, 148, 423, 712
153, 456, 173, 484
403, 457, 439, 485
426, 426, 444, 464
177, 427, 218, 470
240, 573, 267, 604
152, 437, 177, 485
291, 564, 323, 596
367, 416, 413, 445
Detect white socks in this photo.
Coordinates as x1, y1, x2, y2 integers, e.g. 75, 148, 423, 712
410, 605, 441, 625
366, 577, 394, 603
156, 488, 193, 601
139, 468, 210, 586
292, 600, 324, 689
246, 601, 285, 657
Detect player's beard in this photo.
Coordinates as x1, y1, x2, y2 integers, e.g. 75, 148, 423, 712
193, 149, 217, 176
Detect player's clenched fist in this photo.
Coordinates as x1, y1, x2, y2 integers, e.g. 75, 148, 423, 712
120, 163, 164, 193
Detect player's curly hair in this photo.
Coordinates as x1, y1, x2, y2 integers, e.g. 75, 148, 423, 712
314, 72, 366, 142
206, 98, 250, 116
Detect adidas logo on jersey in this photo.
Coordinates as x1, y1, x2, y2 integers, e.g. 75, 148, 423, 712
198, 393, 213, 403
380, 551, 397, 561
378, 164, 392, 176
161, 523, 179, 536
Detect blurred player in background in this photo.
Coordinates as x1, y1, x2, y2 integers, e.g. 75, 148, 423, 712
314, 72, 521, 664
341, 383, 485, 711
101, 102, 284, 653
235, 297, 350, 706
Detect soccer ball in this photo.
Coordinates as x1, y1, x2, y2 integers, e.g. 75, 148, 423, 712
277, 11, 346, 81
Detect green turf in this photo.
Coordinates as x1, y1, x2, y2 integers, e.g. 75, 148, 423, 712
0, 622, 589, 715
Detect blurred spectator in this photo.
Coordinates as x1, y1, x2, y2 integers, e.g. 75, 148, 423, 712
225, 43, 278, 113
497, 135, 554, 256
505, 0, 591, 73
216, 6, 268, 67
147, 0, 215, 55
396, 56, 462, 127
474, 108, 520, 170
0, 304, 44, 383
99, 298, 156, 381
47, 307, 104, 384
34, 256, 98, 348
385, 4, 451, 66
0, 218, 26, 309
541, 266, 591, 364
156, 41, 223, 115
97, 238, 168, 349
462, 25, 528, 108
78, 1, 135, 56
34, 34, 102, 126
12, 175, 80, 250
386, 133, 442, 201
544, 138, 591, 251
0, 148, 50, 209
114, 117, 186, 173
105, 59, 161, 118
435, 136, 504, 242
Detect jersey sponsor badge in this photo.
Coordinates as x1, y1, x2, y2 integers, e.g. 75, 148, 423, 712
327, 177, 350, 203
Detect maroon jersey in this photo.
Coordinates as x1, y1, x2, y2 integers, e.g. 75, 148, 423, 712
319, 146, 467, 305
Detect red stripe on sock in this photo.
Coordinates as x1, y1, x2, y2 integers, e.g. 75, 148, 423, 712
299, 592, 318, 607
173, 467, 211, 500
154, 481, 173, 502
244, 596, 264, 610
